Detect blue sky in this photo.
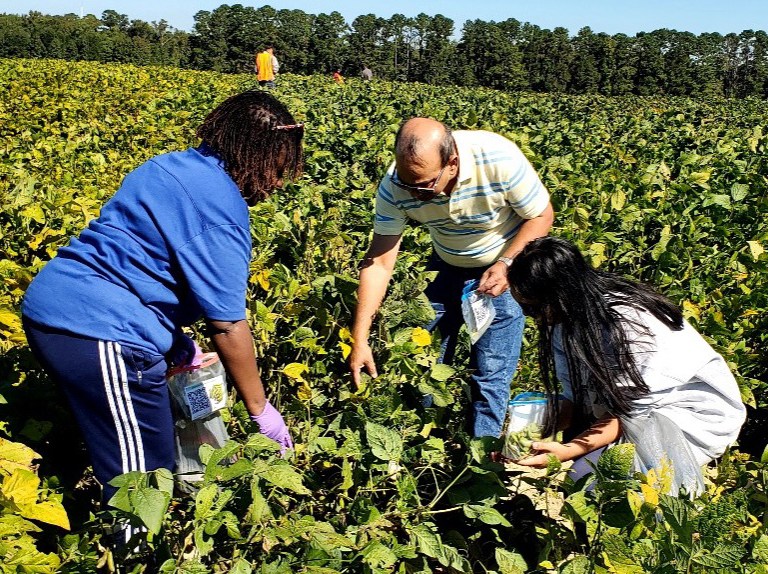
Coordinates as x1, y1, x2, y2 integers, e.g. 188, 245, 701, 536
5, 0, 767, 35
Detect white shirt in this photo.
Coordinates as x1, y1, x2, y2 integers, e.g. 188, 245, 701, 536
553, 304, 746, 465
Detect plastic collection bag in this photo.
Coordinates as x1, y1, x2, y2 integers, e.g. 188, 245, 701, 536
502, 392, 548, 460
167, 352, 228, 421
166, 352, 230, 489
620, 411, 705, 496
461, 279, 496, 344
173, 412, 230, 488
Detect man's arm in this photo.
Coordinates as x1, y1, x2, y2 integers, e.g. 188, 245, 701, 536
477, 201, 555, 296
349, 232, 402, 387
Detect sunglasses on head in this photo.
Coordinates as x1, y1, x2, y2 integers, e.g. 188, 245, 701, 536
273, 122, 304, 131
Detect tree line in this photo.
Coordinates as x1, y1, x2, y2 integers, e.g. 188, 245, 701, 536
2, 5, 767, 98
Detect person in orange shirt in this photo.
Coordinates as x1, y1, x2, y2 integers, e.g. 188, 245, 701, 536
255, 46, 280, 88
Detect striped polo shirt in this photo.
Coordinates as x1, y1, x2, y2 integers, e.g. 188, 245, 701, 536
373, 130, 550, 267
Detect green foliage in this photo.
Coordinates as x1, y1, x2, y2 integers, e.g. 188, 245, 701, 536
695, 488, 751, 543
596, 443, 636, 480
0, 58, 767, 572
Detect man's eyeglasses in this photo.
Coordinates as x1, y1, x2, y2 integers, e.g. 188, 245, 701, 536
389, 163, 448, 201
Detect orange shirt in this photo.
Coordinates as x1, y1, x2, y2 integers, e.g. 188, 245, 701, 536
256, 51, 274, 81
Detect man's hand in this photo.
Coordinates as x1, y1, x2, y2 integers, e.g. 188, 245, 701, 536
477, 261, 510, 297
515, 441, 584, 467
349, 342, 378, 389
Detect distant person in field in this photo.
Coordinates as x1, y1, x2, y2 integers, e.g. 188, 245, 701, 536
22, 92, 303, 536
508, 237, 746, 493
333, 69, 345, 84
360, 65, 373, 81
255, 45, 279, 88
348, 118, 554, 437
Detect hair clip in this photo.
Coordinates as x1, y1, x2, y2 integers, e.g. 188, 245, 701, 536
273, 123, 304, 131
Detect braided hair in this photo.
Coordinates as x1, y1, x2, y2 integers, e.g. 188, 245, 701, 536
507, 237, 683, 435
196, 90, 304, 205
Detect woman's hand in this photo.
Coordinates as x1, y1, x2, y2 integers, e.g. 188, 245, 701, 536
251, 401, 293, 451
515, 441, 584, 468
168, 333, 203, 368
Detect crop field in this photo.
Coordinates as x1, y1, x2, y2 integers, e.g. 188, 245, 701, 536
1, 58, 767, 573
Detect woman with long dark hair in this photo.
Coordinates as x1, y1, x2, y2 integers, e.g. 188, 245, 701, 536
507, 237, 745, 491
21, 91, 303, 527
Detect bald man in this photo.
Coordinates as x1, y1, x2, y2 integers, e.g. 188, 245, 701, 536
349, 118, 554, 438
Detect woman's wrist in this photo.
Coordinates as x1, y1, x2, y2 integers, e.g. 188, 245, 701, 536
561, 441, 589, 460
248, 398, 268, 417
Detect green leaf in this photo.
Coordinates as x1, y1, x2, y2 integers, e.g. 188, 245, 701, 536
703, 193, 731, 209
244, 433, 282, 453
688, 169, 712, 188
193, 484, 220, 519
659, 494, 692, 538
572, 206, 590, 229
257, 464, 311, 495
130, 487, 171, 535
19, 419, 53, 442
690, 542, 744, 567
203, 440, 241, 480
229, 558, 254, 574
610, 189, 626, 211
20, 204, 45, 224
361, 540, 399, 569
753, 534, 768, 562
417, 380, 453, 407
214, 458, 253, 482
430, 363, 455, 381
0, 437, 40, 473
365, 421, 403, 461
495, 548, 527, 574
153, 468, 175, 497
410, 523, 470, 571
601, 533, 645, 572
1, 468, 40, 506
731, 183, 749, 201
247, 477, 273, 523
560, 555, 591, 574
176, 559, 212, 574
565, 491, 598, 524
748, 240, 764, 260
309, 521, 354, 553
463, 503, 511, 526
651, 225, 671, 261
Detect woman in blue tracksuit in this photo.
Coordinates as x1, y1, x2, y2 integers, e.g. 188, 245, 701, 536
21, 91, 303, 519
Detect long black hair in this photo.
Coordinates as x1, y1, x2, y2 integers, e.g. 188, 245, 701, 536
196, 90, 304, 205
508, 237, 684, 435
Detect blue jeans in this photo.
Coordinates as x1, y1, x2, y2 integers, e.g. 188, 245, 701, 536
423, 255, 525, 437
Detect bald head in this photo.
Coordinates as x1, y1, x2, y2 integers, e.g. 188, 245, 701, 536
395, 118, 454, 168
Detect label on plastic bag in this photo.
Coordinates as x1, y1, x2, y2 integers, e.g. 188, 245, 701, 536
461, 280, 496, 344
183, 374, 227, 420
167, 352, 228, 420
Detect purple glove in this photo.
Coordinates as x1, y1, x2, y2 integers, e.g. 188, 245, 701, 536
168, 334, 203, 368
251, 401, 293, 451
